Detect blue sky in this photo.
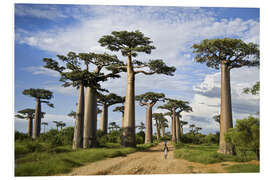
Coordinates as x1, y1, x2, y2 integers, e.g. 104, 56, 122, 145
14, 4, 260, 134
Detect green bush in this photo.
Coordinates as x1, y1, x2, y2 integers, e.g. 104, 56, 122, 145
181, 133, 205, 144
15, 131, 31, 141
203, 133, 219, 145
225, 116, 260, 160
136, 131, 145, 144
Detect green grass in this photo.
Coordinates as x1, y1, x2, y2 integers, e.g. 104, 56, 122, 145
15, 141, 158, 176
174, 144, 257, 164
225, 164, 260, 173
15, 146, 136, 176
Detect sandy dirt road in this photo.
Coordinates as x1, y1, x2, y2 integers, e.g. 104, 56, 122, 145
60, 142, 258, 175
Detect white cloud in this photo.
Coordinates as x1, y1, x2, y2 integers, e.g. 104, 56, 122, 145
24, 66, 60, 77
15, 6, 259, 69
184, 67, 259, 133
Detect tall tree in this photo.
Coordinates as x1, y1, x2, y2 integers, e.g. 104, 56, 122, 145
23, 88, 53, 139
44, 52, 122, 149
108, 122, 120, 132
152, 113, 167, 141
15, 108, 35, 136
192, 38, 259, 154
113, 105, 125, 128
136, 92, 165, 143
53, 120, 66, 131
41, 122, 48, 133
179, 120, 188, 136
159, 99, 192, 143
98, 93, 124, 134
99, 30, 176, 147
195, 127, 202, 134
189, 124, 196, 135
160, 117, 169, 138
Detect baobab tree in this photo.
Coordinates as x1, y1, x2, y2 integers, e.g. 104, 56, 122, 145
136, 92, 165, 143
160, 118, 168, 138
22, 88, 54, 139
159, 99, 192, 143
53, 120, 66, 131
195, 127, 202, 134
189, 124, 196, 135
41, 122, 48, 133
44, 52, 122, 149
98, 93, 124, 134
179, 120, 188, 136
15, 108, 35, 136
152, 113, 167, 141
192, 38, 259, 154
108, 122, 120, 132
113, 105, 125, 128
99, 30, 176, 147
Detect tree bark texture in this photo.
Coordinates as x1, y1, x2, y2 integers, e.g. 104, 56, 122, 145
83, 87, 98, 148
218, 62, 233, 154
175, 115, 181, 143
72, 85, 85, 149
33, 98, 41, 139
27, 117, 33, 137
145, 104, 153, 143
121, 55, 136, 147
100, 104, 108, 134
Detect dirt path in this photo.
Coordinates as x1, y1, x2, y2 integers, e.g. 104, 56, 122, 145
60, 142, 258, 175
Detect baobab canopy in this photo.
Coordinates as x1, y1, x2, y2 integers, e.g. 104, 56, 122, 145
22, 88, 54, 107
192, 38, 260, 70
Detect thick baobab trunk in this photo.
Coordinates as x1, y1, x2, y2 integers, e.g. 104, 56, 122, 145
33, 98, 41, 139
145, 104, 153, 143
121, 55, 136, 147
27, 117, 33, 137
175, 115, 180, 143
83, 87, 98, 148
161, 126, 165, 138
100, 104, 108, 134
218, 62, 233, 154
72, 85, 84, 149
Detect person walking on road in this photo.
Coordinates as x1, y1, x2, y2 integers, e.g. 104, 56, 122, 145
163, 141, 169, 159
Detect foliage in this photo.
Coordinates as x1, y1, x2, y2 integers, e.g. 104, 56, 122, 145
225, 164, 259, 173
22, 88, 54, 101
203, 133, 219, 145
243, 81, 260, 95
43, 51, 122, 91
98, 93, 124, 106
192, 38, 260, 70
181, 132, 205, 144
225, 116, 260, 160
136, 131, 145, 144
174, 144, 257, 164
15, 131, 31, 141
136, 92, 165, 106
99, 30, 176, 76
